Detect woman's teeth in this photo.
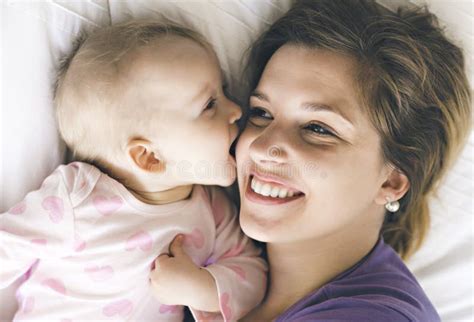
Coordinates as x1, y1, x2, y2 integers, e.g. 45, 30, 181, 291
250, 176, 302, 199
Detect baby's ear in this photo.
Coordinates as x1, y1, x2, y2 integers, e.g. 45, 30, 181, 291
126, 138, 165, 173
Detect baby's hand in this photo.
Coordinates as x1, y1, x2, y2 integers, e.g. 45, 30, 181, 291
150, 235, 220, 312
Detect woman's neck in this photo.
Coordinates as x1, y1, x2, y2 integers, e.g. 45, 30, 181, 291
244, 230, 380, 321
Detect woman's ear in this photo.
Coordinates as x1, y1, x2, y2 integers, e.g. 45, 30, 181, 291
375, 166, 410, 205
126, 138, 165, 173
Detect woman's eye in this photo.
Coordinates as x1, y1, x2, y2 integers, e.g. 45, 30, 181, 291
304, 123, 335, 136
204, 98, 217, 111
248, 107, 273, 127
248, 107, 272, 120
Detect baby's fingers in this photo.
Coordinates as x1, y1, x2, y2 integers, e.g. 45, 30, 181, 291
150, 254, 171, 283
169, 234, 185, 257
153, 253, 171, 269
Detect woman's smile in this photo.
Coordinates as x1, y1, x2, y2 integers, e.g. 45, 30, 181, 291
245, 174, 305, 205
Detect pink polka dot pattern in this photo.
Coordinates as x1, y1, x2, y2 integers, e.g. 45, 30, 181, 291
30, 238, 48, 246
73, 234, 86, 252
92, 195, 123, 216
41, 278, 67, 295
42, 196, 64, 223
102, 299, 133, 317
159, 304, 180, 314
220, 292, 232, 321
8, 201, 26, 215
84, 265, 114, 282
183, 228, 205, 249
125, 230, 153, 252
228, 265, 247, 282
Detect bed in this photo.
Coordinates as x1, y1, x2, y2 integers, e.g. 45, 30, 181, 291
1, 1, 472, 320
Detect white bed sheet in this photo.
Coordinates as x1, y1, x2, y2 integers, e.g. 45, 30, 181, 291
1, 1, 472, 321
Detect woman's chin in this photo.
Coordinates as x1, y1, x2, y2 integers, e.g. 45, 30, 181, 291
240, 210, 282, 242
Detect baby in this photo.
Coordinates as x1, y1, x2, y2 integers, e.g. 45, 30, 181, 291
0, 21, 267, 321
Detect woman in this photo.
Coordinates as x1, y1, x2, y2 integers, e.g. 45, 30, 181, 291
236, 0, 471, 321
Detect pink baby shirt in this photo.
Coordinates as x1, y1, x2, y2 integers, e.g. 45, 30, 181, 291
0, 162, 267, 321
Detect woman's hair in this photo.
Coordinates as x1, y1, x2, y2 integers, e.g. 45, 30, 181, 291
246, 0, 472, 260
54, 21, 211, 163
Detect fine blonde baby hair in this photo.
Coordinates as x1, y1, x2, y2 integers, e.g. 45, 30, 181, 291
54, 20, 212, 167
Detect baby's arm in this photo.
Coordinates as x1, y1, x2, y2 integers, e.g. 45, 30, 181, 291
0, 165, 75, 288
149, 235, 220, 312
149, 186, 267, 321
190, 187, 268, 321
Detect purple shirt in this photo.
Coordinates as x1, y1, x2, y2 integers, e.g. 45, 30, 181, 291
276, 237, 440, 322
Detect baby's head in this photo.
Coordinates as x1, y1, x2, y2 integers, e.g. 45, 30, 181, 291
54, 21, 242, 190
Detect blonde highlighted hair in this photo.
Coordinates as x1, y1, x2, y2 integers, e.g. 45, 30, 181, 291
54, 21, 211, 164
247, 0, 472, 259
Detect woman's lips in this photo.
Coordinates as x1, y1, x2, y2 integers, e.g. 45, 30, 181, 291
250, 170, 304, 194
245, 175, 305, 205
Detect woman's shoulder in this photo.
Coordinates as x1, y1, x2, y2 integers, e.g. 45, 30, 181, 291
277, 238, 441, 322
277, 297, 415, 322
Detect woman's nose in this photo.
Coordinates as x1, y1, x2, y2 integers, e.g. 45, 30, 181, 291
249, 127, 289, 165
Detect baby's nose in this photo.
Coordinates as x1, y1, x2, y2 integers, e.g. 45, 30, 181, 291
228, 100, 242, 124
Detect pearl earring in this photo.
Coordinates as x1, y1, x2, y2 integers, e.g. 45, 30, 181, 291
385, 197, 400, 213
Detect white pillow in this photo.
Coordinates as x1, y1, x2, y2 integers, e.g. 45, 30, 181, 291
1, 0, 110, 213
0, 1, 109, 319
406, 131, 474, 321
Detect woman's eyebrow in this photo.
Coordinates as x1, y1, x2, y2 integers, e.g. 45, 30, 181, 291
301, 102, 354, 127
250, 90, 269, 102
251, 90, 354, 128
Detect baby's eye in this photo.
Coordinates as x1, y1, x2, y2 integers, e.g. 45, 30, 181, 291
204, 98, 217, 111
304, 123, 335, 136
248, 107, 273, 127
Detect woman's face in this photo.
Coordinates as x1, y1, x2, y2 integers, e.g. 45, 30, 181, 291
236, 45, 392, 243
